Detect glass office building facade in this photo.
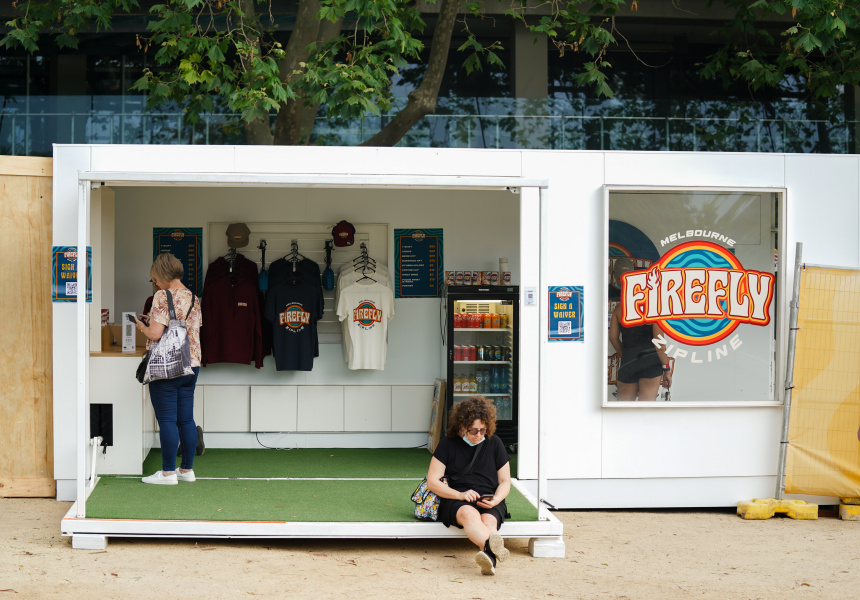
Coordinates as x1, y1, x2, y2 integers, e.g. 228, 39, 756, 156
1, 18, 857, 155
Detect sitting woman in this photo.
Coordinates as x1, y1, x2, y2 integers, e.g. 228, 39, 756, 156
426, 395, 512, 575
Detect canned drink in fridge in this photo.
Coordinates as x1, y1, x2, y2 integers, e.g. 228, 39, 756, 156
499, 314, 508, 329
483, 313, 492, 328
492, 346, 501, 361
468, 345, 477, 361
491, 313, 501, 328
477, 345, 485, 361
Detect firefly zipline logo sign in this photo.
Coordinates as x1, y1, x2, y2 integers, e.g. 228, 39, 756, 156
353, 301, 383, 330
620, 241, 775, 347
279, 303, 311, 332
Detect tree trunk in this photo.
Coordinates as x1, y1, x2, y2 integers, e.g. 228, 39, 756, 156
271, 0, 337, 145
360, 0, 459, 147
238, 0, 274, 145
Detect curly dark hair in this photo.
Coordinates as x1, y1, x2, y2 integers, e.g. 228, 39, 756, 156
446, 395, 497, 439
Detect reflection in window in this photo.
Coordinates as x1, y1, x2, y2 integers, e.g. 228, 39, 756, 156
607, 191, 780, 403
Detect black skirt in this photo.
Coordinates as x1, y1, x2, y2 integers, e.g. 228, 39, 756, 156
438, 497, 509, 528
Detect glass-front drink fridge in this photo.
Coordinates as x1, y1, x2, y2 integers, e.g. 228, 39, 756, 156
445, 285, 520, 451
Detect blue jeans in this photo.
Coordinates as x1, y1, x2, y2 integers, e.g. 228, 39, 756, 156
149, 367, 199, 472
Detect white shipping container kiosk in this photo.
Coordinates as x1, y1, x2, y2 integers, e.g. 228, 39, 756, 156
52, 145, 860, 549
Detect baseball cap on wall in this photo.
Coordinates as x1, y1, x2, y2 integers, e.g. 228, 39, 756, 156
226, 223, 251, 248
331, 220, 356, 247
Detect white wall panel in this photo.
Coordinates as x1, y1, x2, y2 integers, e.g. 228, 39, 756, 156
234, 146, 523, 178
250, 385, 297, 432
344, 386, 391, 431
523, 151, 607, 479
391, 386, 434, 431
202, 385, 250, 432
516, 185, 541, 478
601, 407, 782, 478
604, 152, 786, 189
786, 154, 860, 268
520, 476, 777, 509
89, 357, 145, 474
297, 386, 344, 431
89, 144, 236, 174
53, 146, 92, 480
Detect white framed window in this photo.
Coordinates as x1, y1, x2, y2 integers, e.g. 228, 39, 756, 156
604, 187, 786, 406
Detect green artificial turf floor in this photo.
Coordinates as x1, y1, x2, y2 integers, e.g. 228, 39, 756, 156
86, 448, 533, 522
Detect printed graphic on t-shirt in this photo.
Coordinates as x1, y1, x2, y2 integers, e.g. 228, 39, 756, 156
353, 300, 383, 330
279, 302, 312, 331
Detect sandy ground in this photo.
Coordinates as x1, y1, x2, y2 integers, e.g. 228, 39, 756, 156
1, 498, 859, 599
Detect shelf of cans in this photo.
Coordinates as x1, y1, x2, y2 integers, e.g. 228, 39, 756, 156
445, 271, 512, 286
453, 345, 512, 362
453, 313, 509, 329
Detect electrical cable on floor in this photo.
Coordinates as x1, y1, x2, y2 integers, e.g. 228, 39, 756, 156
255, 432, 296, 450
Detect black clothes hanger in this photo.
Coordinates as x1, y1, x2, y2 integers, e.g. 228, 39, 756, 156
284, 240, 307, 273
354, 243, 377, 282
224, 248, 237, 274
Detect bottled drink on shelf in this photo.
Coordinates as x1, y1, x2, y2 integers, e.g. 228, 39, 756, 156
453, 373, 463, 393
469, 373, 478, 393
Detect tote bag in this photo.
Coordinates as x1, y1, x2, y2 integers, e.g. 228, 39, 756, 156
142, 290, 195, 384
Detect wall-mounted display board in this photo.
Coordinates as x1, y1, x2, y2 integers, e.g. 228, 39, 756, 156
394, 228, 443, 298
153, 227, 203, 295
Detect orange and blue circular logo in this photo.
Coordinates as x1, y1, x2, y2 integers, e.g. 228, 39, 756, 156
282, 303, 309, 330
353, 301, 382, 329
620, 241, 774, 347
656, 242, 742, 346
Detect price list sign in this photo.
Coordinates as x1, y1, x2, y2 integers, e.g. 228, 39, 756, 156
153, 227, 202, 295
52, 246, 92, 302
394, 228, 443, 298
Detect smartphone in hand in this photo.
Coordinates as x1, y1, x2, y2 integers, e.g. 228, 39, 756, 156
125, 314, 137, 324
480, 494, 494, 502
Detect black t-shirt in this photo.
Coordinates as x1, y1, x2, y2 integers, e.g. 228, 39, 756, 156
432, 434, 510, 496
264, 280, 322, 371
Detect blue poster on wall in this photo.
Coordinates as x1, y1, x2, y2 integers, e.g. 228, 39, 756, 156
548, 286, 583, 341
52, 246, 92, 302
152, 227, 203, 295
394, 228, 443, 298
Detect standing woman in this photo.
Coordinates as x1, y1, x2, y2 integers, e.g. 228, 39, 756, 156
426, 395, 512, 575
134, 253, 202, 485
608, 262, 672, 401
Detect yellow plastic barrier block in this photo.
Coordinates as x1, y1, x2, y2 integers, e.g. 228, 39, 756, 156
737, 498, 818, 520
839, 504, 860, 521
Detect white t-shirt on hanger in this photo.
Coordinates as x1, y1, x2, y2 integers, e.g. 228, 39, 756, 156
336, 278, 395, 370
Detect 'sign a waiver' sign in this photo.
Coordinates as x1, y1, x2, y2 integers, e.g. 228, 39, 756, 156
52, 246, 92, 302
548, 286, 584, 341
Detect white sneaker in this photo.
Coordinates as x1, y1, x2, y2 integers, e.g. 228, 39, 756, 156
176, 469, 196, 482
475, 550, 495, 575
489, 533, 510, 562
142, 471, 178, 485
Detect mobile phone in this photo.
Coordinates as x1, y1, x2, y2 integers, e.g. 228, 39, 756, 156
480, 494, 494, 501
126, 314, 137, 324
